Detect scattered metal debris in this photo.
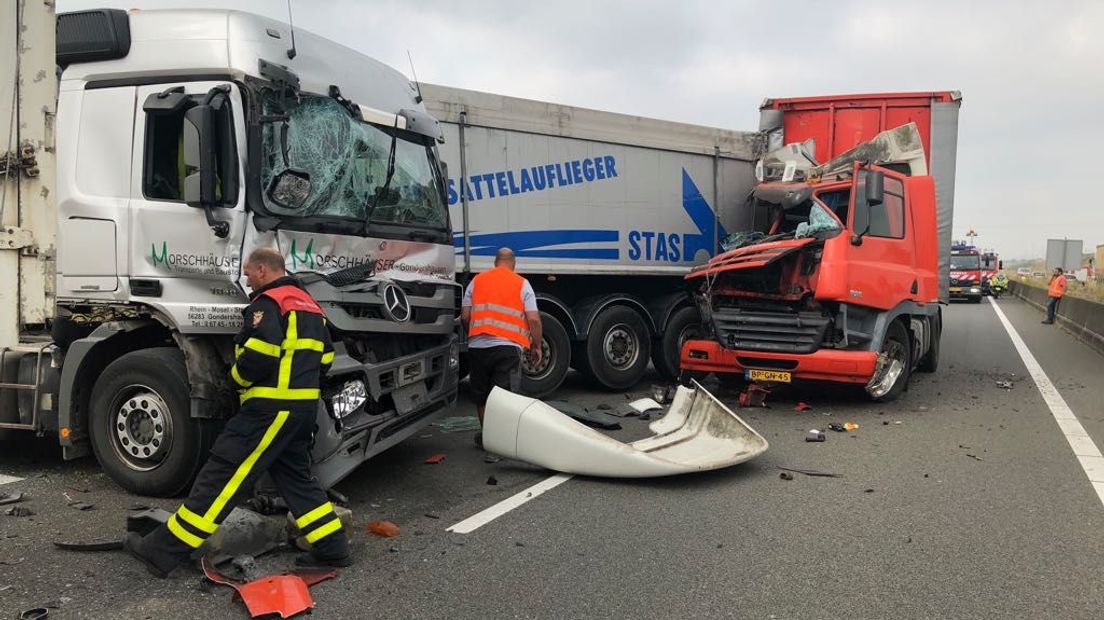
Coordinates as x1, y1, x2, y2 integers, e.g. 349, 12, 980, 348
651, 384, 676, 405
965, 454, 983, 461
626, 397, 664, 415
4, 506, 34, 517
828, 423, 846, 432
779, 472, 795, 481
776, 466, 841, 478
53, 538, 123, 552
805, 429, 826, 442
544, 400, 622, 430
995, 380, 1014, 389
432, 416, 482, 433
0, 492, 24, 506
424, 513, 441, 520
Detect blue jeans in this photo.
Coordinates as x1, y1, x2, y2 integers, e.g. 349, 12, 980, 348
1046, 297, 1060, 322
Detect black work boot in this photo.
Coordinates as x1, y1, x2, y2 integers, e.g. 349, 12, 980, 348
295, 551, 354, 568
124, 532, 173, 579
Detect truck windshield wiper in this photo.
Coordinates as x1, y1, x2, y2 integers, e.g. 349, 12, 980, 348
365, 120, 400, 226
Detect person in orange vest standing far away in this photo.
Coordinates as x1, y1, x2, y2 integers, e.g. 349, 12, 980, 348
461, 247, 543, 449
1042, 267, 1068, 325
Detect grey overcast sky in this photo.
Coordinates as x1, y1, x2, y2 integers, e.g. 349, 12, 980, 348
60, 0, 1104, 260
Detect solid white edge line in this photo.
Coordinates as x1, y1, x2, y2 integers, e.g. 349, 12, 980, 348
988, 297, 1104, 507
447, 473, 574, 534
0, 474, 24, 485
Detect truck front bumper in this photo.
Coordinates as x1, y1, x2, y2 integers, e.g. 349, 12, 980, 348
680, 339, 878, 384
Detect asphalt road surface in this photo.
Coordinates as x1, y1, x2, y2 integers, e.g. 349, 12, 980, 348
2, 296, 1102, 619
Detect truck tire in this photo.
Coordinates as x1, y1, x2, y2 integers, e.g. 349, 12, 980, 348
583, 306, 652, 391
520, 312, 570, 398
917, 314, 940, 373
652, 306, 703, 381
88, 348, 213, 497
869, 320, 911, 402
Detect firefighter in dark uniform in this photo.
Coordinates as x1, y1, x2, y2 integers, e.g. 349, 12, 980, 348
124, 248, 352, 577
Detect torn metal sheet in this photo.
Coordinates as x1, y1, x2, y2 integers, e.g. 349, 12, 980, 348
484, 380, 769, 478
812, 122, 928, 179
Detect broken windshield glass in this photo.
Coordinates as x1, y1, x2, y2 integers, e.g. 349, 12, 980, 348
260, 93, 447, 229
795, 202, 841, 238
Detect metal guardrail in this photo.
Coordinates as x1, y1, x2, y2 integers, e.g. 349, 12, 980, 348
1009, 281, 1104, 357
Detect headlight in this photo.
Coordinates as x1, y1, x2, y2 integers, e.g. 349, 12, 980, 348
331, 379, 368, 419
970, 287, 980, 293
449, 342, 460, 370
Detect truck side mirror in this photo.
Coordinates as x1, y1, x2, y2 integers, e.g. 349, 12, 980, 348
183, 104, 230, 238
865, 170, 884, 206
998, 260, 1004, 270
183, 105, 216, 207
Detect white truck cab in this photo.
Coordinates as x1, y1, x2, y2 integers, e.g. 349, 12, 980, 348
1, 6, 459, 495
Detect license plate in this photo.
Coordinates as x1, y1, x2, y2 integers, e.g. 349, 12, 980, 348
949, 287, 962, 293
397, 360, 425, 387
746, 369, 791, 383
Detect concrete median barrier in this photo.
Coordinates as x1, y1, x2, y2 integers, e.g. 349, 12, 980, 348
1010, 281, 1104, 357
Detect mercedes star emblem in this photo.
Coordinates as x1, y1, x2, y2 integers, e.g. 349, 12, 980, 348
381, 282, 411, 323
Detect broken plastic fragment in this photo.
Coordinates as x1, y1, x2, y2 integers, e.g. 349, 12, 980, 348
366, 520, 400, 538
483, 381, 768, 478
627, 398, 664, 415
201, 557, 335, 619
424, 454, 446, 465
805, 429, 826, 443
843, 422, 859, 431
794, 402, 812, 412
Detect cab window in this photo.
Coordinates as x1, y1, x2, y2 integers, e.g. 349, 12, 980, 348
867, 176, 905, 239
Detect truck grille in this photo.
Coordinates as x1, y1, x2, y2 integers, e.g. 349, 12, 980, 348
712, 308, 831, 354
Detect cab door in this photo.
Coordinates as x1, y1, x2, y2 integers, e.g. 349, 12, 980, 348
128, 81, 250, 332
845, 165, 916, 310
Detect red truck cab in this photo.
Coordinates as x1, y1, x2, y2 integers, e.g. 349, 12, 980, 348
680, 92, 960, 401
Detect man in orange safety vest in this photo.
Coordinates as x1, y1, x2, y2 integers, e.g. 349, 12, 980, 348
461, 248, 543, 448
1042, 267, 1068, 325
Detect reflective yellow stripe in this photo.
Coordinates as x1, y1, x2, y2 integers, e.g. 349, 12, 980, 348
177, 505, 217, 535
230, 364, 252, 388
277, 311, 297, 394
471, 303, 526, 319
203, 410, 290, 523
304, 517, 343, 543
244, 337, 281, 357
283, 338, 324, 352
470, 318, 530, 337
234, 345, 244, 359
295, 502, 334, 529
320, 351, 334, 365
167, 514, 205, 549
239, 387, 320, 404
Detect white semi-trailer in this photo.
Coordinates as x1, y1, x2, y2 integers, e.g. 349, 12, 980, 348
423, 84, 762, 396
0, 5, 459, 496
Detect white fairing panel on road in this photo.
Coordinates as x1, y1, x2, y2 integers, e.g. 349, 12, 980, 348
483, 381, 769, 477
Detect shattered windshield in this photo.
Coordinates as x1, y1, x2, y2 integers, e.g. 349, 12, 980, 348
794, 202, 841, 238
260, 93, 447, 229
951, 254, 981, 270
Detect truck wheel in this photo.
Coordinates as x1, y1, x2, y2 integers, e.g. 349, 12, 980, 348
520, 312, 570, 398
868, 320, 911, 402
89, 348, 212, 497
917, 314, 941, 373
584, 306, 651, 390
652, 306, 703, 381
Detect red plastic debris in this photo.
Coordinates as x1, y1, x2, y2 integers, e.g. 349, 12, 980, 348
424, 453, 446, 464
367, 520, 401, 538
201, 557, 336, 619
738, 383, 770, 408
794, 402, 812, 412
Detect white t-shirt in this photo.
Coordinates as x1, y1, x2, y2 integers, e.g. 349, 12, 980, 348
463, 277, 538, 349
